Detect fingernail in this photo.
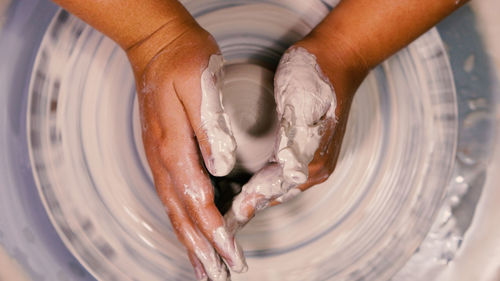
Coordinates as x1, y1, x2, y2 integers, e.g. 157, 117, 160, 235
213, 227, 247, 273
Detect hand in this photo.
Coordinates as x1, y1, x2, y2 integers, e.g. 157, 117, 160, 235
225, 36, 367, 233
54, 0, 466, 277
127, 20, 246, 281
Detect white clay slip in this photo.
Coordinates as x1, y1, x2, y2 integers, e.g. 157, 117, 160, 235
226, 46, 337, 229
200, 54, 237, 176
230, 164, 291, 223
275, 187, 302, 203
274, 46, 336, 184
194, 245, 228, 281
213, 226, 248, 273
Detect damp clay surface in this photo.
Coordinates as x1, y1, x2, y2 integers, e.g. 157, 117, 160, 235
27, 2, 458, 281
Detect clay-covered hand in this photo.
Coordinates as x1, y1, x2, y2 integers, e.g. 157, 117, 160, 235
127, 20, 246, 281
225, 38, 365, 233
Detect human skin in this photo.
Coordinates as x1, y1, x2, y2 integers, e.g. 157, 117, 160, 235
53, 1, 245, 280
226, 0, 470, 232
53, 0, 469, 278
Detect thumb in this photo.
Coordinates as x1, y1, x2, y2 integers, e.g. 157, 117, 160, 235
178, 54, 237, 177
273, 46, 337, 184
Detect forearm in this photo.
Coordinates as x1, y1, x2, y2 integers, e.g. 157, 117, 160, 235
298, 0, 468, 104
53, 0, 194, 50
312, 0, 468, 70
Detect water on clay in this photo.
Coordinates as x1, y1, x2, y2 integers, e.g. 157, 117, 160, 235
27, 1, 458, 280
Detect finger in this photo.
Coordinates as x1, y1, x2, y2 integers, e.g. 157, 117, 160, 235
177, 217, 230, 281
151, 86, 246, 272
176, 53, 236, 177
188, 250, 208, 281
225, 164, 292, 234
166, 192, 229, 281
168, 151, 247, 273
156, 175, 230, 281
269, 116, 339, 207
274, 47, 337, 184
140, 80, 239, 278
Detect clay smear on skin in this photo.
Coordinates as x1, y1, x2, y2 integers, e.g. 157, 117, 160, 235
213, 226, 247, 273
200, 55, 237, 177
194, 245, 228, 281
274, 46, 336, 185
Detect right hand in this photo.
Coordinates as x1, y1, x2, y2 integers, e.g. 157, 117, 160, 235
126, 19, 246, 281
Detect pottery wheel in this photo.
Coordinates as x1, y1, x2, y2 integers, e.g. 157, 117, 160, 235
27, 2, 457, 280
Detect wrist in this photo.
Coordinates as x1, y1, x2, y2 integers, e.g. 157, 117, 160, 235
294, 30, 369, 104
125, 17, 201, 77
